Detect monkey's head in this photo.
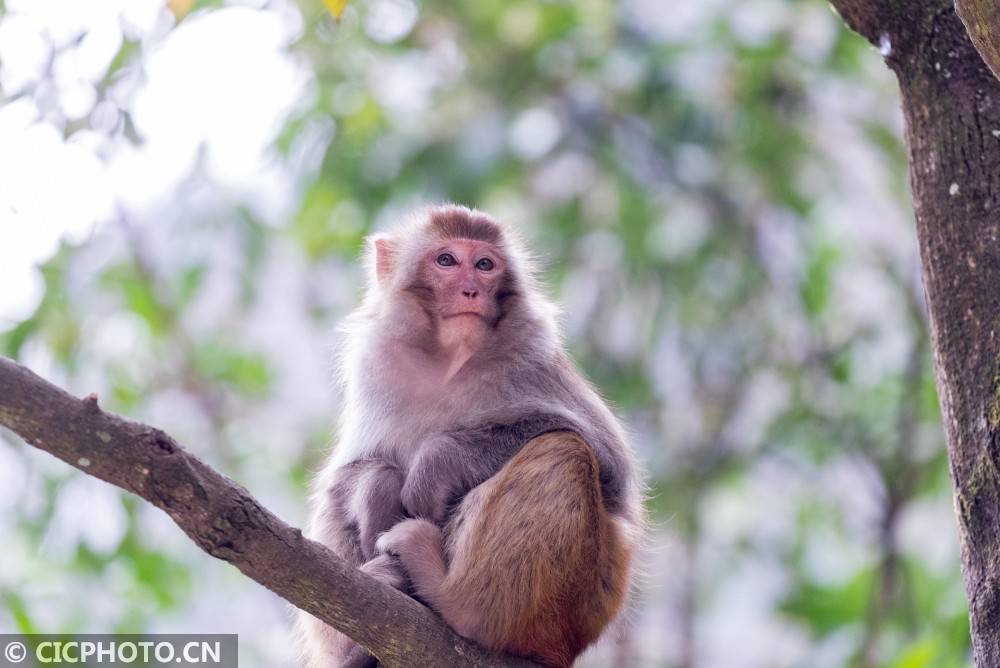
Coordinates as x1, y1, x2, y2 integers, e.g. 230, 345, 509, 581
362, 204, 547, 356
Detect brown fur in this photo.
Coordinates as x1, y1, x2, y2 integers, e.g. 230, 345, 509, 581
428, 205, 504, 244
378, 432, 633, 668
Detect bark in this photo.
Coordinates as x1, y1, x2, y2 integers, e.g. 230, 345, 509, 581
955, 0, 1000, 82
0, 355, 537, 668
827, 0, 1000, 664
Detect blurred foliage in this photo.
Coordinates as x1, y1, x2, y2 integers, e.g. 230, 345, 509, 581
0, 0, 970, 666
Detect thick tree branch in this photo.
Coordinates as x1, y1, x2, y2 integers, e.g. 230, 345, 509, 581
0, 355, 537, 668
826, 0, 897, 45
955, 0, 1000, 82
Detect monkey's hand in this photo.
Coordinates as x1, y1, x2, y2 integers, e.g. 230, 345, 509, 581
400, 438, 466, 524
375, 518, 443, 562
375, 519, 446, 607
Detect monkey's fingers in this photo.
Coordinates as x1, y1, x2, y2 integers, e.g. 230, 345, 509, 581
359, 554, 408, 592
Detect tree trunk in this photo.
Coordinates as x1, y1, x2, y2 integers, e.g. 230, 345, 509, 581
830, 1, 1000, 664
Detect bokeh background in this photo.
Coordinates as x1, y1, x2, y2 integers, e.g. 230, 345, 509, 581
0, 0, 969, 666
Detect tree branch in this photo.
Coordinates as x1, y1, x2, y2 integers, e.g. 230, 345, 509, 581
0, 355, 537, 668
955, 0, 1000, 82
826, 0, 897, 45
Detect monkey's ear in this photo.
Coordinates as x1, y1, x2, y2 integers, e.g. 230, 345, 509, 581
371, 234, 397, 284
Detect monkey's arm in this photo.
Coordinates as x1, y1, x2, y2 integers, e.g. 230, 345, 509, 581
319, 458, 407, 561
298, 459, 410, 668
401, 413, 584, 523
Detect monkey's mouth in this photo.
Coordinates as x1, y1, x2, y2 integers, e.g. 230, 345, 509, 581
443, 311, 487, 319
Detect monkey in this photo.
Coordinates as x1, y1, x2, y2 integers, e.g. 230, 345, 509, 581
295, 204, 643, 668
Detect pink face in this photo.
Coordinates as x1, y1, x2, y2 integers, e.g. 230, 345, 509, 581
425, 238, 507, 324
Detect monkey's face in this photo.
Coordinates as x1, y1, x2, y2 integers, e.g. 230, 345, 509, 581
422, 238, 507, 344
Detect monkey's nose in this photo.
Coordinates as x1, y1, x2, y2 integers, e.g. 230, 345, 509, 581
462, 288, 479, 299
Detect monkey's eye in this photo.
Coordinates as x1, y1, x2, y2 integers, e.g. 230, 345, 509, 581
475, 257, 495, 271
436, 253, 457, 267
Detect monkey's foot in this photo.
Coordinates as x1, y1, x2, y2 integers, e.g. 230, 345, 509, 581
359, 554, 408, 591
375, 519, 442, 559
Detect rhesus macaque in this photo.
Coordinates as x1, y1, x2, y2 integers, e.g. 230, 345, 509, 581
296, 205, 643, 668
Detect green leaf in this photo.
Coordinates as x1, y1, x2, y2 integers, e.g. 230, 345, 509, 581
292, 183, 366, 258
890, 636, 942, 668
780, 567, 873, 637
177, 264, 206, 307
2, 591, 40, 635
193, 342, 273, 396
101, 264, 172, 337
1, 316, 41, 358
800, 244, 840, 319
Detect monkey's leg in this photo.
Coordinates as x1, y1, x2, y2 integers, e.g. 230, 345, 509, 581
378, 431, 634, 668
298, 461, 407, 668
